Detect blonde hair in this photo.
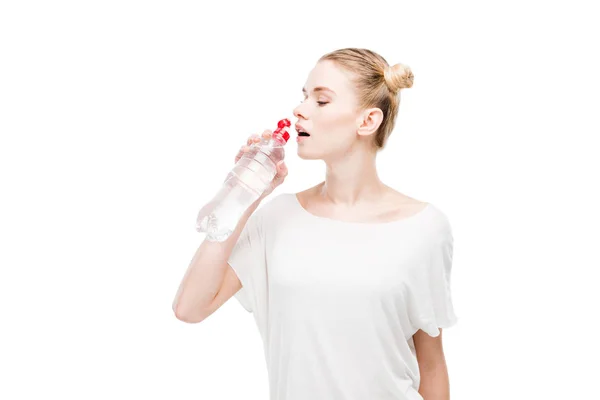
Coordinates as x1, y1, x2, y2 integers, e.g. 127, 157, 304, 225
318, 48, 414, 150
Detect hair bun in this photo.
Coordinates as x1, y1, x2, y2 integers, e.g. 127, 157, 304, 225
384, 63, 414, 93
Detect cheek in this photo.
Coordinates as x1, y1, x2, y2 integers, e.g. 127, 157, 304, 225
329, 117, 357, 143
314, 125, 356, 153
319, 105, 356, 133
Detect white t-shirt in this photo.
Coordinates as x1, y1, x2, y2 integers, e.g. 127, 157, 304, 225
227, 192, 458, 400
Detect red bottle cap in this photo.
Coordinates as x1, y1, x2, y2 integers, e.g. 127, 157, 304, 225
278, 119, 291, 129
274, 118, 291, 143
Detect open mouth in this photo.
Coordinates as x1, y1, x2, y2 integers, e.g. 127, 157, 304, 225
298, 131, 310, 137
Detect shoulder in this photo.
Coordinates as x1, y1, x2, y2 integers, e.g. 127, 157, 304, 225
426, 202, 452, 229
381, 187, 451, 229
421, 202, 454, 246
384, 187, 452, 241
254, 192, 296, 219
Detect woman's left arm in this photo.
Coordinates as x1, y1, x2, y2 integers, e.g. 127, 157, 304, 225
413, 328, 452, 400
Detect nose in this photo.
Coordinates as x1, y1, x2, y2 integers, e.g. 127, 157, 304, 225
293, 103, 307, 121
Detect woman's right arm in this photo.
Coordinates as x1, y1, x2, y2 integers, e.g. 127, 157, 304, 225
172, 197, 262, 323
172, 128, 288, 323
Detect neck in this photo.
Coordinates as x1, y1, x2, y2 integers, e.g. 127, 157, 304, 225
319, 148, 386, 206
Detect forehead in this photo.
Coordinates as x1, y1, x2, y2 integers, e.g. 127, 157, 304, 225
303, 60, 355, 95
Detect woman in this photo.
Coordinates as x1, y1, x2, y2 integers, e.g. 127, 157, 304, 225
173, 48, 458, 400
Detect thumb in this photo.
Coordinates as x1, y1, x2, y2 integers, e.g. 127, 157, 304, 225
277, 160, 287, 175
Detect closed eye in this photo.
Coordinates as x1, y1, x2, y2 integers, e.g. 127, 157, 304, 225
300, 97, 329, 107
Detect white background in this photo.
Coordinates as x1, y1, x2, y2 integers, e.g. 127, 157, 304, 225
1, 0, 598, 399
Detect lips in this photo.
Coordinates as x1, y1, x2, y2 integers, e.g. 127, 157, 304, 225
295, 124, 311, 137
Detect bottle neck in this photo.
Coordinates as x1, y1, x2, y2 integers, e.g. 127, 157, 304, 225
271, 133, 287, 146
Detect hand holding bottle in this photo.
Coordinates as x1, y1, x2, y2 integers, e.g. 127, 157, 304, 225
235, 129, 289, 202
196, 118, 291, 241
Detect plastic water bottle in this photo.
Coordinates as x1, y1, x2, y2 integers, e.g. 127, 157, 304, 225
196, 118, 291, 242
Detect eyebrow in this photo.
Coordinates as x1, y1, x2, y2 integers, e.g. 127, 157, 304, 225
302, 86, 336, 95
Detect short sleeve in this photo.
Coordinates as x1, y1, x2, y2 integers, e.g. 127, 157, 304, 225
408, 218, 458, 338
227, 205, 268, 314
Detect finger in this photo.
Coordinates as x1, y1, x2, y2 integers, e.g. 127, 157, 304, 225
262, 129, 272, 139
277, 161, 288, 177
237, 146, 249, 159
247, 133, 259, 144
235, 148, 243, 163
236, 145, 251, 162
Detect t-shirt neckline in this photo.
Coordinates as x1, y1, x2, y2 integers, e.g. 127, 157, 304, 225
290, 193, 432, 227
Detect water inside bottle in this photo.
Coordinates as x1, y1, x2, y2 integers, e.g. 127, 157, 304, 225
195, 133, 286, 242
196, 176, 261, 242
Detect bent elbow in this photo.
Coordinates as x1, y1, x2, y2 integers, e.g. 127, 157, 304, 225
173, 304, 205, 324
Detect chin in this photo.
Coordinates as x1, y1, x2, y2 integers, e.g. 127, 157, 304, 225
296, 147, 322, 161
298, 149, 319, 160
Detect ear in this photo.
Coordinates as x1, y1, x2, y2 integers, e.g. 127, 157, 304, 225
356, 107, 384, 137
